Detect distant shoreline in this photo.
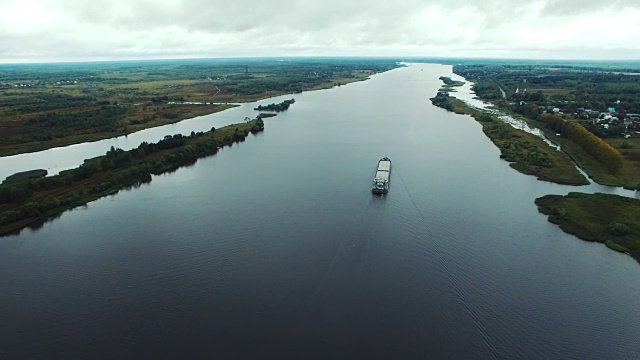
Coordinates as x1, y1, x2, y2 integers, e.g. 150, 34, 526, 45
0, 60, 400, 157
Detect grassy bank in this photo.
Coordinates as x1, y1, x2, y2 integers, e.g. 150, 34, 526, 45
430, 92, 588, 185
0, 118, 265, 236
450, 62, 640, 190
478, 105, 640, 189
535, 193, 640, 262
542, 134, 640, 189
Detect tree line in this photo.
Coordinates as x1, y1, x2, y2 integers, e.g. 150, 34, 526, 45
0, 118, 264, 230
540, 113, 623, 173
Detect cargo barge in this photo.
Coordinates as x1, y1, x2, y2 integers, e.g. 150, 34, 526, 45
372, 157, 391, 194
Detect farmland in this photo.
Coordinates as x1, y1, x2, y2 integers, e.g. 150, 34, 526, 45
0, 58, 399, 156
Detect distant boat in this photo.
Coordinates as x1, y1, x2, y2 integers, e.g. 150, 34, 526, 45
372, 157, 391, 194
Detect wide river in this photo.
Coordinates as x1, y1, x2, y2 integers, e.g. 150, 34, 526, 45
1, 63, 639, 359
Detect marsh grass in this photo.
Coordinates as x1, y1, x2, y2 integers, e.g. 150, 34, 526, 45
536, 193, 640, 261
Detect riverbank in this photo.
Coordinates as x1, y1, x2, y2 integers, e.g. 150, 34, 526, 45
0, 117, 265, 236
451, 63, 640, 190
472, 104, 640, 190
0, 104, 237, 157
0, 59, 399, 157
0, 75, 368, 158
535, 192, 640, 262
438, 66, 640, 266
543, 134, 640, 190
430, 92, 588, 185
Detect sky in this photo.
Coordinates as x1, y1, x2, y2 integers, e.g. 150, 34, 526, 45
1, 0, 639, 63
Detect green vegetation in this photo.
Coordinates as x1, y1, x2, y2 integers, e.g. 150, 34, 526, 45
431, 91, 456, 112
440, 61, 640, 264
548, 135, 640, 189
438, 76, 465, 91
535, 193, 640, 262
254, 99, 295, 112
256, 113, 277, 119
0, 58, 399, 156
539, 113, 623, 173
430, 92, 588, 185
451, 62, 640, 189
453, 61, 640, 114
4, 169, 47, 183
606, 240, 629, 253
0, 117, 265, 236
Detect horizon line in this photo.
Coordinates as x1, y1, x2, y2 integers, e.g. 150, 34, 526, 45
1, 55, 640, 66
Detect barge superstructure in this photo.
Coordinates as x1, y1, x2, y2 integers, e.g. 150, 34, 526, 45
372, 157, 391, 194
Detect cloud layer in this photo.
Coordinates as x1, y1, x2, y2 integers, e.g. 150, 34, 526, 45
1, 0, 639, 63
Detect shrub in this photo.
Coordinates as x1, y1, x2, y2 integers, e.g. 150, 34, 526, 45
605, 240, 628, 253
550, 205, 567, 219
606, 222, 630, 236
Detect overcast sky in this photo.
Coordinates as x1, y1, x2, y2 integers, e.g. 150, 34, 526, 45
1, 0, 639, 63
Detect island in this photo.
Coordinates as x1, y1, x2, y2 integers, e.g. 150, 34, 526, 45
0, 117, 265, 236
438, 76, 465, 92
254, 99, 295, 112
535, 192, 640, 262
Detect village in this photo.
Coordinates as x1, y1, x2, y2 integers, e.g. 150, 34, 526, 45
542, 104, 640, 137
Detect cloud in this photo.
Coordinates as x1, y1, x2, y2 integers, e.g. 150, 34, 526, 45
0, 0, 639, 63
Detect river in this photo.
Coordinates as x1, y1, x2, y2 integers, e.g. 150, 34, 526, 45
1, 63, 639, 359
